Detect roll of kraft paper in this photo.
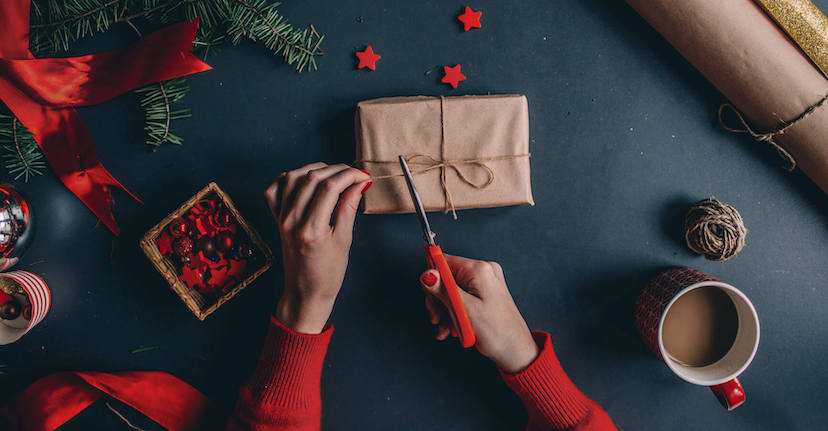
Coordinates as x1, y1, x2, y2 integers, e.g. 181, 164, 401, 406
626, 0, 828, 195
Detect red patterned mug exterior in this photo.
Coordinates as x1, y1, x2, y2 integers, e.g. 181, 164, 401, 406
634, 268, 759, 410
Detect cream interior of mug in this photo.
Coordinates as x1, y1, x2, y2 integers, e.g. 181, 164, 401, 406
658, 281, 760, 386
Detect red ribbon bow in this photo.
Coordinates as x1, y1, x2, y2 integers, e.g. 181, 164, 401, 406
0, 0, 212, 234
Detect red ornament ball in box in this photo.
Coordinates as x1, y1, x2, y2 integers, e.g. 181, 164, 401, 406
237, 243, 254, 260
212, 210, 232, 229
169, 217, 190, 237
172, 236, 194, 256
197, 237, 217, 257
216, 231, 234, 253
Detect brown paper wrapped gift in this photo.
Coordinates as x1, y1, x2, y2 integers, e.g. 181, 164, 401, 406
355, 95, 534, 216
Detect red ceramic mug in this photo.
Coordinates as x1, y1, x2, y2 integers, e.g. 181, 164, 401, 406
634, 268, 760, 410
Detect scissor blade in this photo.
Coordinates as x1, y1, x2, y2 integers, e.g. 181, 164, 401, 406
399, 155, 436, 245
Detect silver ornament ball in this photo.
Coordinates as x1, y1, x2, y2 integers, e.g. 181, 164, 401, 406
0, 185, 34, 272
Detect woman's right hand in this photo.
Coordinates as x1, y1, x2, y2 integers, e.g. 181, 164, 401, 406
419, 255, 539, 374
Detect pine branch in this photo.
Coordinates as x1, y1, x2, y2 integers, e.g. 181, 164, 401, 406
0, 112, 46, 182
135, 78, 191, 147
29, 0, 325, 72
225, 0, 325, 72
29, 0, 123, 56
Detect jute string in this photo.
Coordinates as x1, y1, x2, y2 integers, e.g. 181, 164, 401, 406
717, 93, 828, 171
356, 96, 530, 219
683, 197, 746, 262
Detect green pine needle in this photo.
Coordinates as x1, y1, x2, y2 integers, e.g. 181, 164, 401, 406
0, 111, 46, 182
135, 78, 191, 147
225, 0, 325, 72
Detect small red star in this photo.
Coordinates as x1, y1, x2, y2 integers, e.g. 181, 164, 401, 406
180, 266, 202, 288
457, 7, 482, 32
356, 46, 381, 70
441, 65, 466, 89
156, 234, 173, 255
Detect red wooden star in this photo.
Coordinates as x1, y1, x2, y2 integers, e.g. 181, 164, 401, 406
180, 266, 202, 288
356, 46, 381, 70
441, 65, 466, 89
156, 233, 173, 255
458, 7, 482, 32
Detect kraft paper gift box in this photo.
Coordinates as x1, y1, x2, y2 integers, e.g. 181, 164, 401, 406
355, 95, 534, 216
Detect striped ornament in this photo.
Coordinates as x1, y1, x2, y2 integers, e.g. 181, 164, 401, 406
0, 270, 49, 345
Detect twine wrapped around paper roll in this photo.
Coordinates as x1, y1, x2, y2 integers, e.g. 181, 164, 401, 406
626, 0, 828, 197
684, 198, 747, 261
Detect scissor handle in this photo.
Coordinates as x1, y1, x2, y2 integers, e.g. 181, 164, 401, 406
425, 245, 476, 348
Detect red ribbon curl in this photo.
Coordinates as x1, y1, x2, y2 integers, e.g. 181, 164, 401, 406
0, 0, 212, 234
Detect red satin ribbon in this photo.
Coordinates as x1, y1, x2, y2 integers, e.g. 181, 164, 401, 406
0, 371, 211, 431
0, 0, 211, 235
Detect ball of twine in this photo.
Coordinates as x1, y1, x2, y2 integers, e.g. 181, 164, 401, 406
684, 197, 746, 261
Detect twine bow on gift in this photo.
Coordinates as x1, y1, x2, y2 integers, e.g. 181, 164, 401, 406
0, 0, 211, 235
357, 96, 530, 219
717, 93, 828, 171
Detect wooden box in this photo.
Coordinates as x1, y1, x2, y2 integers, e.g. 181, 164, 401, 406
140, 183, 273, 320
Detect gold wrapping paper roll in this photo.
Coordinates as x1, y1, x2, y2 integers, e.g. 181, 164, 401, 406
754, 0, 828, 79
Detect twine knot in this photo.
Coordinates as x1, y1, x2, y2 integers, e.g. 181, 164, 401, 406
684, 197, 746, 262
717, 94, 828, 171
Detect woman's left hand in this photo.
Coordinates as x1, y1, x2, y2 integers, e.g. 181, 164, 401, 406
265, 163, 372, 333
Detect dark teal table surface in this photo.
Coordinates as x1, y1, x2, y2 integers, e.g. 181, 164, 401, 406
3, 1, 827, 429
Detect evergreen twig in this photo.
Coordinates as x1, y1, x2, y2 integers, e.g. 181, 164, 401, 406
30, 0, 325, 72
0, 111, 46, 181
225, 0, 324, 72
135, 78, 191, 147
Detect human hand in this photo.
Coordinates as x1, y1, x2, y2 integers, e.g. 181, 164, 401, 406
419, 255, 539, 373
265, 162, 371, 334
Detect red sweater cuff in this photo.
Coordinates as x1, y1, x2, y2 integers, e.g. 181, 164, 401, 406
246, 316, 333, 408
500, 332, 592, 429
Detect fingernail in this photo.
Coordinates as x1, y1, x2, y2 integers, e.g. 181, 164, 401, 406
421, 272, 437, 287
360, 181, 373, 194
359, 169, 371, 177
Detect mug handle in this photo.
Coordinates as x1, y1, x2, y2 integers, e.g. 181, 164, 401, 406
710, 377, 746, 410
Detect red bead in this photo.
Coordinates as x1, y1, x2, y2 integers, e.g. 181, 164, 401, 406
212, 209, 233, 229
216, 231, 234, 253
0, 299, 21, 320
197, 237, 217, 257
169, 218, 190, 237
172, 236, 194, 256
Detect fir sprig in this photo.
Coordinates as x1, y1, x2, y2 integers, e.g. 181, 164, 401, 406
29, 0, 122, 56
135, 78, 191, 147
0, 112, 46, 182
29, 0, 325, 72
225, 0, 325, 72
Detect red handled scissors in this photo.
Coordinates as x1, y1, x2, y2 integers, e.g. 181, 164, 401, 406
399, 155, 476, 348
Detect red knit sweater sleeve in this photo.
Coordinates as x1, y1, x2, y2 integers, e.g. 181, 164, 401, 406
500, 332, 616, 431
226, 317, 333, 431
